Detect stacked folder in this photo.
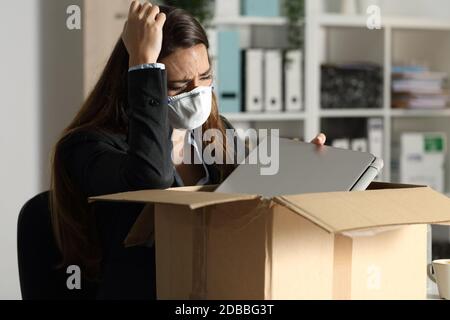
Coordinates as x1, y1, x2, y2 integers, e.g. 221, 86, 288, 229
217, 30, 241, 113
241, 0, 280, 17
213, 31, 304, 114
392, 65, 449, 110
241, 49, 304, 113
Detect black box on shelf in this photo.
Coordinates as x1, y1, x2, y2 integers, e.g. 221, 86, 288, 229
321, 63, 383, 109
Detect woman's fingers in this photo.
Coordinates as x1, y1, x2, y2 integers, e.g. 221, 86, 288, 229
129, 0, 141, 16
155, 12, 167, 28
311, 133, 326, 145
146, 5, 160, 22
318, 133, 326, 143
139, 2, 152, 19
128, 1, 161, 25
123, 1, 163, 66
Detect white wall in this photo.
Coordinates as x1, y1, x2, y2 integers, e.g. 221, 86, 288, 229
0, 0, 40, 300
0, 0, 83, 299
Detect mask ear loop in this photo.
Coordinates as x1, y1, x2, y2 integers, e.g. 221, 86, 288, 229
168, 86, 211, 104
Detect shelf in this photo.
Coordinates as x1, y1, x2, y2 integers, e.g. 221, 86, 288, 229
320, 109, 385, 118
317, 14, 450, 30
390, 108, 450, 118
387, 16, 450, 30
319, 108, 450, 118
211, 16, 289, 27
212, 14, 450, 30
222, 112, 306, 122
317, 14, 370, 28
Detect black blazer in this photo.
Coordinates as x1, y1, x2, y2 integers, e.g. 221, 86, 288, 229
58, 67, 236, 300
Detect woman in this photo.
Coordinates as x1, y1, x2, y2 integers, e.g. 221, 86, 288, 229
50, 2, 326, 299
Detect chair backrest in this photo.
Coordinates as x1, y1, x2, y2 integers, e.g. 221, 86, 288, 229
17, 191, 98, 300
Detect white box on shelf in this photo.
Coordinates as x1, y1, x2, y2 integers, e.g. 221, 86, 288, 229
400, 132, 447, 193
214, 0, 240, 18
332, 138, 350, 150
264, 50, 283, 112
367, 118, 384, 159
285, 50, 304, 112
351, 138, 368, 152
245, 49, 264, 112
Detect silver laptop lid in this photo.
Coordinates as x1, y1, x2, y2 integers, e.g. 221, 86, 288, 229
215, 136, 383, 198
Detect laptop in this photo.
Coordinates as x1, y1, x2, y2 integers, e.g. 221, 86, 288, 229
215, 136, 384, 198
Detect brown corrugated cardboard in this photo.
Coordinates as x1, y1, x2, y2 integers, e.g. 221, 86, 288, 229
89, 182, 450, 300
89, 188, 259, 210
274, 186, 450, 233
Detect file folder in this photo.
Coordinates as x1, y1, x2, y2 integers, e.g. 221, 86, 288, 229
241, 0, 280, 17
244, 49, 264, 112
285, 50, 304, 112
218, 31, 241, 113
367, 118, 384, 158
264, 50, 283, 112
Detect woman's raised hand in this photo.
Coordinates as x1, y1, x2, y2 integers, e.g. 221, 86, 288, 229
122, 1, 167, 68
311, 133, 327, 146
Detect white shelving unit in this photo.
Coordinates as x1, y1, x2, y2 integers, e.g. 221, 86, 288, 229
306, 0, 450, 187
214, 0, 450, 192
223, 112, 306, 122
320, 109, 385, 118
390, 109, 450, 118
318, 13, 450, 30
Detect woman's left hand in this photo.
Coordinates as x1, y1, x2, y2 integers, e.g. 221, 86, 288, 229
311, 133, 327, 146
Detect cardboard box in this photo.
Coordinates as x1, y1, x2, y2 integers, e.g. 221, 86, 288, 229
90, 182, 450, 300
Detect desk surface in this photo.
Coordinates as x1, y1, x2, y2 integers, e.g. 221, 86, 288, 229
428, 283, 444, 300
428, 293, 442, 300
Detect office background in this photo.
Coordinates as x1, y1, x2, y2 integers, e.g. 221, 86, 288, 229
2, 0, 450, 299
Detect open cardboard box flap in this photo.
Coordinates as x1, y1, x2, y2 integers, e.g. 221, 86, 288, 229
89, 187, 260, 210
274, 185, 450, 233
89, 182, 450, 235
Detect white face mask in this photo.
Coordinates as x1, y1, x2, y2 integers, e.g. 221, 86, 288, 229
168, 86, 212, 130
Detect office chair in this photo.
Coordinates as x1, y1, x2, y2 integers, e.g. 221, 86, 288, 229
17, 191, 98, 300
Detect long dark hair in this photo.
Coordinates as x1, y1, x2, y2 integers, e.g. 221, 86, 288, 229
50, 5, 235, 277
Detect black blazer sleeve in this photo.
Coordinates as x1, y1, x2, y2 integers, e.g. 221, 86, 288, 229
59, 68, 174, 197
